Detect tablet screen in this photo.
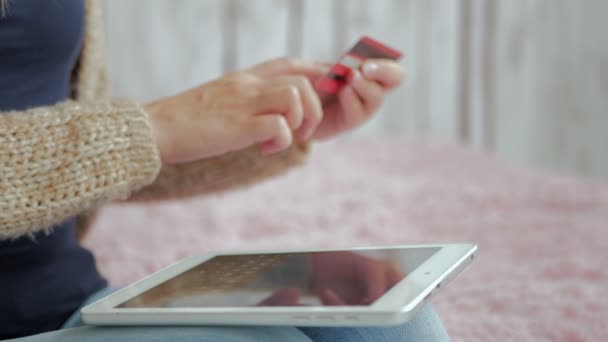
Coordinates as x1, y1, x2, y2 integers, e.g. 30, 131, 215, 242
118, 247, 440, 308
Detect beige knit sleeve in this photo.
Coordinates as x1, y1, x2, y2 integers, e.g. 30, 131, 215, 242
0, 100, 162, 239
128, 142, 310, 201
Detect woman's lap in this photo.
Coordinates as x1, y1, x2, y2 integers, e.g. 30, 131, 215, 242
13, 326, 311, 342
298, 304, 450, 342
10, 288, 449, 342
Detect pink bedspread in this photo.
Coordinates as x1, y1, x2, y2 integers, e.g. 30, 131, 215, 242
85, 138, 608, 341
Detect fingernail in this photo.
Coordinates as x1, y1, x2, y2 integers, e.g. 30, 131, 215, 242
362, 62, 379, 77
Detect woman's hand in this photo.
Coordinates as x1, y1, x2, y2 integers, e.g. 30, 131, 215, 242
310, 252, 405, 305
144, 59, 326, 164
255, 252, 404, 307
311, 59, 405, 140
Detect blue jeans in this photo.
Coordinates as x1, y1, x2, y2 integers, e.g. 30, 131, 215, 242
11, 288, 450, 341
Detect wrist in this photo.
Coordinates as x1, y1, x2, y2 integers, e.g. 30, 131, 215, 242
143, 100, 171, 164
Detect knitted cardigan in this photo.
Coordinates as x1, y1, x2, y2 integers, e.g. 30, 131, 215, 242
0, 1, 309, 240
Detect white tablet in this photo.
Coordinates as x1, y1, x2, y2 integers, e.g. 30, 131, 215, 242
82, 244, 476, 327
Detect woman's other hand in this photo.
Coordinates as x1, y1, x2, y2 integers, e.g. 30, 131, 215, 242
312, 58, 405, 140
310, 252, 405, 305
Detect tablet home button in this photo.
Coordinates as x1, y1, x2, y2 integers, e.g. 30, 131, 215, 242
316, 316, 336, 321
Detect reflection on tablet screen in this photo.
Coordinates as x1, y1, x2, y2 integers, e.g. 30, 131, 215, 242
118, 248, 439, 308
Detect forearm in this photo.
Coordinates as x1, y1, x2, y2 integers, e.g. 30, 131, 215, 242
0, 100, 161, 239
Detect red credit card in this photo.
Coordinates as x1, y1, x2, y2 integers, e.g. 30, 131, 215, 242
315, 36, 403, 94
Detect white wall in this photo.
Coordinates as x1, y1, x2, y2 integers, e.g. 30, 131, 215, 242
490, 1, 608, 179
105, 0, 608, 180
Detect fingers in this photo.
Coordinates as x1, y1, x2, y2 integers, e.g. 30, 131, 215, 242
320, 288, 346, 306
249, 115, 292, 155
252, 76, 323, 141
233, 74, 324, 155
257, 288, 301, 306
350, 70, 385, 114
267, 76, 323, 141
361, 59, 405, 89
339, 68, 390, 129
359, 261, 389, 304
355, 256, 404, 305
292, 77, 323, 141
337, 85, 367, 128
253, 84, 305, 130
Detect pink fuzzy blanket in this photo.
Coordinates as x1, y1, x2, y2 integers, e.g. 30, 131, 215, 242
85, 138, 608, 341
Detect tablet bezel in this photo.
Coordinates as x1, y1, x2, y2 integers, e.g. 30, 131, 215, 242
82, 244, 476, 326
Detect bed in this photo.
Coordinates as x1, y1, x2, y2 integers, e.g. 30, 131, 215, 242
85, 137, 608, 341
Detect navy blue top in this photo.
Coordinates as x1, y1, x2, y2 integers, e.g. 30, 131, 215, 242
0, 0, 107, 339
